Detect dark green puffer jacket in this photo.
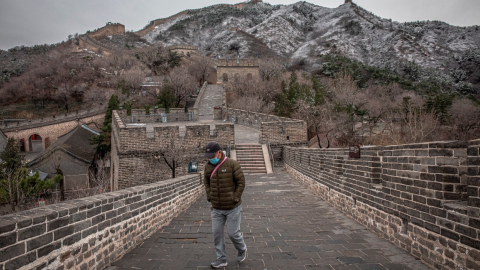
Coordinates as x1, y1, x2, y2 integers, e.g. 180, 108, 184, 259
204, 153, 245, 210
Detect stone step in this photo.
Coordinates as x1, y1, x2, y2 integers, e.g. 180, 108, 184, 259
237, 156, 264, 160
237, 153, 264, 156
242, 168, 267, 173
239, 159, 265, 163
236, 145, 262, 148
240, 163, 266, 166
236, 151, 263, 154
238, 161, 265, 164
243, 170, 267, 174
236, 143, 267, 174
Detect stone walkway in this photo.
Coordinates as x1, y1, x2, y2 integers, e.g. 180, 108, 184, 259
199, 85, 224, 120
235, 125, 259, 144
111, 170, 429, 270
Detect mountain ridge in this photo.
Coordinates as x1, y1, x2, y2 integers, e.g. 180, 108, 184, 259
137, 1, 479, 69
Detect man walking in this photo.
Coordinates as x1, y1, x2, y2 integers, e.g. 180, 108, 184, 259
203, 142, 247, 268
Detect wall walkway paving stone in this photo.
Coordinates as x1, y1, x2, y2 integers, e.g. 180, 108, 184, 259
112, 170, 428, 270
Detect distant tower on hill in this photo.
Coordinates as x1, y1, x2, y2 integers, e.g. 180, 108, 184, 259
251, 0, 263, 3
345, 0, 352, 3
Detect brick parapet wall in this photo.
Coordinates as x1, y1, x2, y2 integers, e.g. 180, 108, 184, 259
192, 82, 208, 121
87, 23, 125, 38
216, 59, 259, 67
1, 108, 105, 132
111, 110, 234, 190
79, 35, 117, 54
468, 139, 480, 209
0, 174, 204, 270
284, 141, 480, 269
224, 108, 308, 144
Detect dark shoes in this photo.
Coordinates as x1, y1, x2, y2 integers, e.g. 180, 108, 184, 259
210, 260, 227, 268
237, 249, 247, 263
211, 249, 246, 268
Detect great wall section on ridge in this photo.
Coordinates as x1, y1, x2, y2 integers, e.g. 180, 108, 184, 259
1, 1, 480, 269
134, 1, 262, 36
78, 1, 263, 53
2, 81, 480, 269
78, 22, 125, 54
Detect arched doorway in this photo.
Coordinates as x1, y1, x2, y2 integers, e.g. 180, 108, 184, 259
247, 73, 253, 80
19, 139, 26, 152
29, 134, 43, 152
222, 73, 228, 82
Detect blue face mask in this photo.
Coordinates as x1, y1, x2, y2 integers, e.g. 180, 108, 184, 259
209, 157, 219, 165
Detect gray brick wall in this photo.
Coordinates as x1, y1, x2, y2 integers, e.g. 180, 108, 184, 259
284, 141, 480, 270
111, 110, 234, 190
223, 107, 308, 144
0, 174, 204, 270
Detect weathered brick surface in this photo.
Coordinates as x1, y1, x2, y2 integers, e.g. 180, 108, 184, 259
224, 107, 308, 144
284, 141, 480, 270
0, 174, 204, 270
216, 59, 259, 84
111, 110, 234, 190
3, 111, 104, 152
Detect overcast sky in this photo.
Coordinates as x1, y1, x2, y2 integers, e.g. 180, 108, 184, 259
1, 0, 479, 50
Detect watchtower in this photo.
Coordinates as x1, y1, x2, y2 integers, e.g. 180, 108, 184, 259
251, 0, 263, 3
216, 59, 260, 84
345, 0, 352, 3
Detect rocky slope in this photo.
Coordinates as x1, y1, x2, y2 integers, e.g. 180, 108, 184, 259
141, 1, 480, 70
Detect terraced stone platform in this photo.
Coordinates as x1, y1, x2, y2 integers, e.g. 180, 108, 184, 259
111, 170, 429, 270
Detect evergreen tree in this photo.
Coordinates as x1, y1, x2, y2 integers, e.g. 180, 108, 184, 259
1, 138, 61, 210
89, 94, 120, 158
0, 138, 22, 171
274, 72, 323, 117
157, 85, 176, 113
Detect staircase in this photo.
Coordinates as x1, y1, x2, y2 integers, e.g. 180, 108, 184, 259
236, 144, 267, 174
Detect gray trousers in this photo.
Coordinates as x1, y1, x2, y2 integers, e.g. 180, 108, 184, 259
211, 204, 247, 262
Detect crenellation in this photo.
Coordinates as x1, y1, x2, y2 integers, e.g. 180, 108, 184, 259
111, 110, 234, 190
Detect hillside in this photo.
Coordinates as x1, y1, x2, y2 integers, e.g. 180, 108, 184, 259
141, 1, 478, 63
1, 0, 480, 121
137, 1, 480, 94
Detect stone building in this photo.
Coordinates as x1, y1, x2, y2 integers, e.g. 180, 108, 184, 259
110, 109, 234, 191
216, 59, 260, 84
27, 125, 100, 190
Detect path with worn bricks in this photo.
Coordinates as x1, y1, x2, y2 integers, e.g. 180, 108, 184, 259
111, 170, 429, 270
199, 85, 224, 120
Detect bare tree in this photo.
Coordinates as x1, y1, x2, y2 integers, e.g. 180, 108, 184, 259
165, 66, 197, 107
153, 138, 197, 179
188, 55, 214, 85
449, 98, 480, 141
295, 101, 336, 148
386, 95, 441, 144
259, 57, 287, 81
